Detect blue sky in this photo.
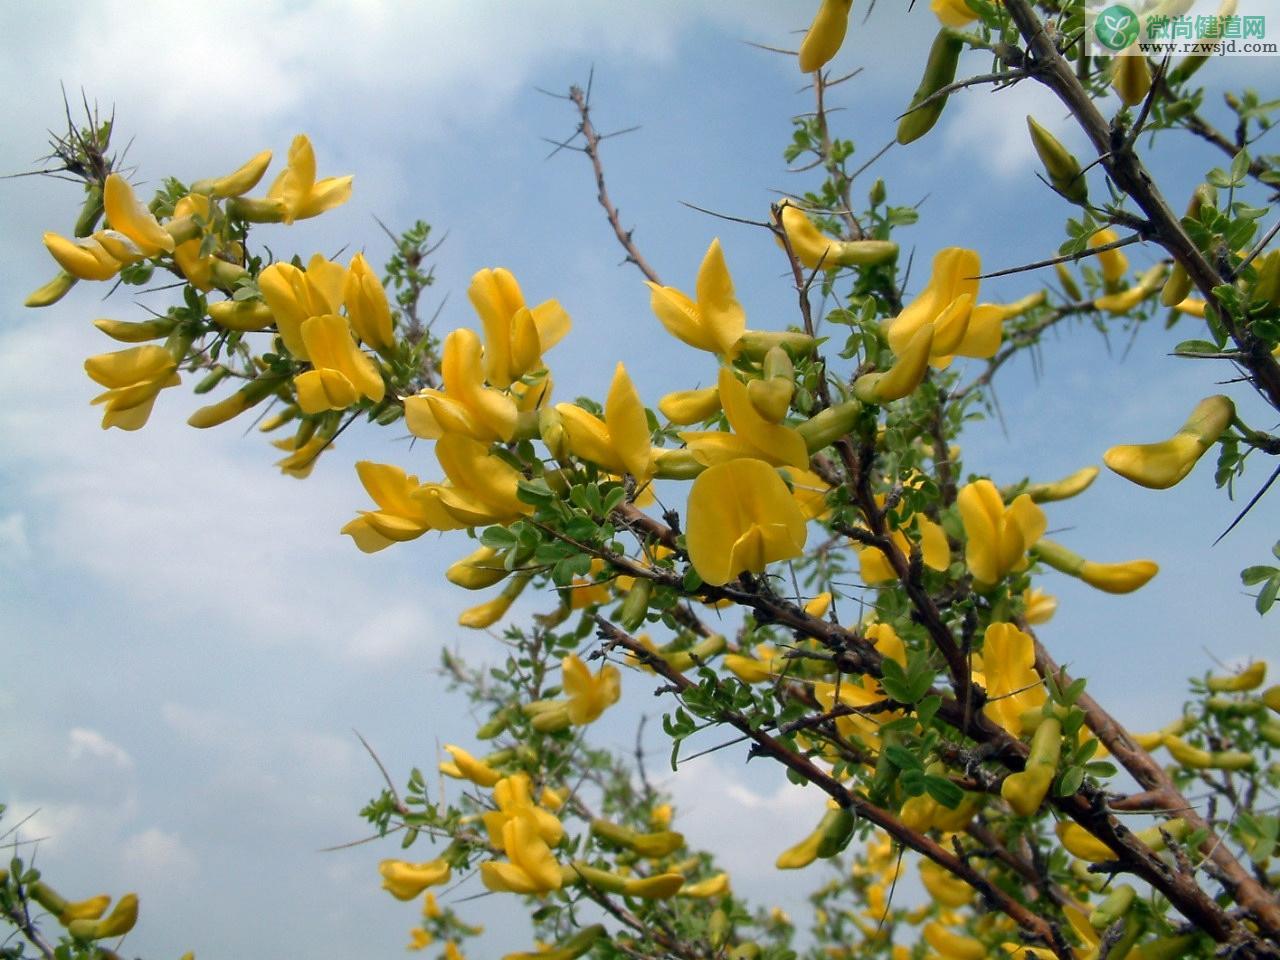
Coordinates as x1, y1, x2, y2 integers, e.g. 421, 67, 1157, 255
1, 2, 1276, 957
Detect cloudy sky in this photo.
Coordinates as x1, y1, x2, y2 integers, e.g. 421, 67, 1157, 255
1, 2, 1276, 957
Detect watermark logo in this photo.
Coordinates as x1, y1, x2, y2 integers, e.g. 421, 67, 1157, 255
1085, 1, 1278, 58
1095, 4, 1141, 51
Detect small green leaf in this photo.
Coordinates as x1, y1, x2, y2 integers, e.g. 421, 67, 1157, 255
923, 775, 965, 810
1056, 765, 1085, 797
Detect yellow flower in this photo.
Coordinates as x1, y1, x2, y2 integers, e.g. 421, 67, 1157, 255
69, 893, 137, 940
84, 345, 180, 431
293, 314, 386, 414
482, 774, 564, 849
685, 458, 808, 586
480, 816, 563, 895
1103, 395, 1234, 489
885, 248, 983, 360
681, 366, 808, 469
439, 745, 502, 787
404, 328, 519, 443
422, 892, 442, 919
646, 239, 745, 358
1173, 297, 1207, 318
798, 0, 854, 72
1022, 587, 1057, 624
1089, 228, 1129, 284
444, 942, 465, 960
258, 255, 348, 359
445, 546, 509, 590
265, 134, 353, 224
103, 174, 174, 257
919, 859, 973, 907
170, 194, 218, 291
191, 149, 273, 198
429, 433, 532, 526
777, 204, 897, 270
407, 927, 434, 951
956, 479, 1046, 586
58, 894, 111, 924
273, 432, 331, 479
468, 268, 572, 388
43, 232, 121, 281
380, 859, 452, 901
555, 363, 655, 480
858, 513, 950, 584
563, 653, 621, 725
344, 253, 395, 350
341, 461, 455, 552
659, 386, 721, 425
886, 248, 990, 366
1033, 539, 1159, 594
980, 622, 1046, 735
932, 0, 978, 26
681, 872, 730, 898
853, 324, 934, 403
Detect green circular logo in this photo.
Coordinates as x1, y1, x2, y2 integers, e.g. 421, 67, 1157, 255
1095, 4, 1140, 51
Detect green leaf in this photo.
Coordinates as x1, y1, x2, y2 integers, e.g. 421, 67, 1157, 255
884, 745, 923, 772
1056, 765, 1085, 797
1258, 575, 1280, 615
1241, 565, 1279, 586
923, 775, 965, 810
1173, 339, 1221, 354
479, 526, 517, 549
1231, 148, 1252, 185
516, 478, 555, 507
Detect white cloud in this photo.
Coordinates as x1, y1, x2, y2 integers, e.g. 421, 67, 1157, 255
0, 513, 30, 561
121, 826, 198, 885
944, 79, 1087, 179
68, 727, 135, 769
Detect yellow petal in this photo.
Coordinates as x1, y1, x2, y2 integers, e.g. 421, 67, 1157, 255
556, 404, 626, 473
435, 434, 529, 520
685, 459, 808, 586
103, 174, 174, 256
344, 253, 394, 350
1089, 228, 1129, 283
258, 262, 312, 358
469, 268, 523, 387
659, 386, 721, 425
647, 283, 709, 352
441, 328, 518, 441
695, 239, 746, 358
43, 232, 120, 281
717, 366, 808, 468
605, 363, 654, 480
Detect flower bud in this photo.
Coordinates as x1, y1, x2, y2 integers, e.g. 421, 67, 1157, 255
208, 299, 274, 332
1022, 466, 1099, 503
854, 324, 933, 403
25, 271, 78, 307
1206, 661, 1266, 692
1027, 116, 1087, 204
1112, 48, 1153, 106
798, 0, 854, 72
1104, 395, 1233, 489
897, 30, 963, 145
1055, 262, 1082, 301
446, 546, 510, 590
188, 376, 282, 428
659, 387, 720, 425
191, 149, 273, 198
93, 317, 178, 344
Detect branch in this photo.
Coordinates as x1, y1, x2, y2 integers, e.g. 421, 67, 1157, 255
595, 617, 1072, 959
559, 81, 662, 285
